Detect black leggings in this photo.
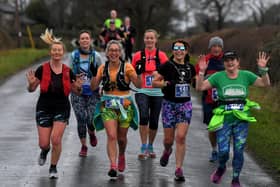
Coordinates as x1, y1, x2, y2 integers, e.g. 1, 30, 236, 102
135, 93, 162, 130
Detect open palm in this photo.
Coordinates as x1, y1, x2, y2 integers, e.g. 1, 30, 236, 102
257, 52, 270, 68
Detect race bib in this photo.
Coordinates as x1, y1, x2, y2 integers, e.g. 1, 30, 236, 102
225, 103, 244, 111
212, 88, 218, 101
175, 84, 190, 98
105, 99, 123, 109
145, 75, 153, 87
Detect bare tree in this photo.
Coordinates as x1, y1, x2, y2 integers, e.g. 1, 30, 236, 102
185, 0, 237, 31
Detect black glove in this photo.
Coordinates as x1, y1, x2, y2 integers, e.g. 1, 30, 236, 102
91, 64, 98, 77
135, 60, 145, 75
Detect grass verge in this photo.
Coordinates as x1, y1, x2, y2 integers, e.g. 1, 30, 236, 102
247, 85, 280, 179
0, 48, 48, 80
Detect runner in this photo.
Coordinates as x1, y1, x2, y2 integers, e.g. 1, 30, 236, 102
99, 19, 124, 50
132, 29, 169, 160
196, 51, 271, 187
104, 9, 123, 29
26, 29, 83, 179
152, 40, 196, 181
70, 30, 103, 157
91, 40, 141, 179
120, 16, 136, 62
195, 36, 224, 162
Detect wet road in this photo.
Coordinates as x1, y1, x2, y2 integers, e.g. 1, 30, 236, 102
0, 55, 278, 187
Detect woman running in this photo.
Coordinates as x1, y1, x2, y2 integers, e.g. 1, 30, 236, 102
196, 51, 270, 187
26, 29, 83, 179
152, 40, 196, 181
70, 30, 103, 157
132, 29, 168, 160
91, 40, 141, 179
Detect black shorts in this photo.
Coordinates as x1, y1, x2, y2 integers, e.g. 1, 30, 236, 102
36, 109, 70, 127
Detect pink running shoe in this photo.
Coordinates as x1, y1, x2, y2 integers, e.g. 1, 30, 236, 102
231, 179, 242, 187
89, 132, 98, 147
79, 145, 88, 157
210, 167, 226, 184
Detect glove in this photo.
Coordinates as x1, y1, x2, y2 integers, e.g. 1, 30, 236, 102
135, 60, 145, 75
91, 64, 98, 77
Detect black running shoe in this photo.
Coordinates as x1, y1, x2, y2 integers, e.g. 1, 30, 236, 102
38, 148, 50, 166
49, 167, 58, 179
108, 168, 117, 180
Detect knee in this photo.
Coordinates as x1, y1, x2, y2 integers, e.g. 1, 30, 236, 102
118, 137, 127, 147
149, 123, 158, 130
107, 133, 117, 142
140, 116, 149, 125
51, 136, 62, 147
175, 135, 186, 145
39, 143, 50, 150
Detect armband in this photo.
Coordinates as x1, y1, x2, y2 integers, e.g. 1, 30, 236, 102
258, 66, 269, 76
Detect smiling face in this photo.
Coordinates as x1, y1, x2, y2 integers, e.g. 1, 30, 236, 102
172, 42, 188, 63
79, 32, 92, 50
107, 43, 121, 63
224, 57, 240, 73
144, 31, 157, 50
50, 43, 64, 61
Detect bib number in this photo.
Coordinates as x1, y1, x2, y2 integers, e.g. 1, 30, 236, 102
212, 88, 218, 101
175, 84, 190, 98
225, 104, 244, 111
145, 75, 153, 87
105, 99, 123, 109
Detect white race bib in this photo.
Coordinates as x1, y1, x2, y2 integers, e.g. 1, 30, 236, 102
175, 84, 190, 98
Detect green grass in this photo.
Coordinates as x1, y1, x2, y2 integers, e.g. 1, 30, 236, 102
0, 48, 48, 80
247, 86, 280, 173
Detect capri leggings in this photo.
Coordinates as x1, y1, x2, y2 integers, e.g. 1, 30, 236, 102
135, 93, 162, 130
71, 93, 100, 139
216, 121, 249, 179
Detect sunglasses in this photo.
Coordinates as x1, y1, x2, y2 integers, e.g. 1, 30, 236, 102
173, 46, 186, 51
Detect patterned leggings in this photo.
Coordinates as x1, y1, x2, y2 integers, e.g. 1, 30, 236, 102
71, 93, 100, 139
216, 121, 249, 179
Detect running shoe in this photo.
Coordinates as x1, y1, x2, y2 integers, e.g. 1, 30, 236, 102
49, 167, 58, 179
108, 168, 118, 179
79, 145, 88, 157
118, 154, 126, 172
38, 148, 50, 166
89, 132, 98, 147
231, 179, 241, 187
209, 150, 218, 162
210, 167, 226, 184
147, 144, 156, 158
174, 168, 185, 182
160, 148, 172, 167
138, 145, 148, 160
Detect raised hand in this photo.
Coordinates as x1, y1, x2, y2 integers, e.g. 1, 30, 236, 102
197, 55, 208, 72
257, 51, 270, 68
26, 70, 37, 85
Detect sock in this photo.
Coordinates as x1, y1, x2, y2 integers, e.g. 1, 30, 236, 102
141, 144, 147, 149
50, 164, 56, 170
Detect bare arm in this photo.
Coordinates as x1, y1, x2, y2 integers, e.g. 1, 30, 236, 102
253, 52, 271, 87
195, 55, 213, 91
90, 65, 103, 91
